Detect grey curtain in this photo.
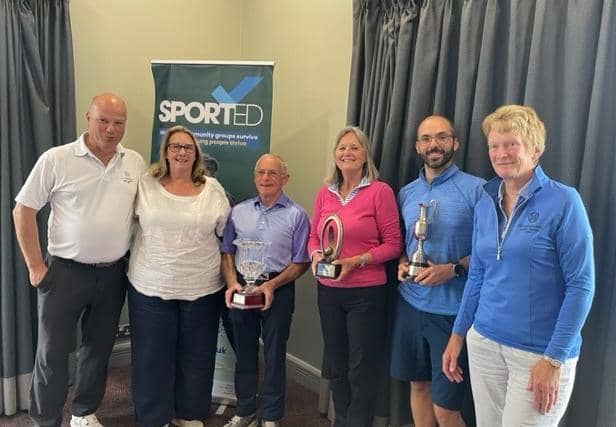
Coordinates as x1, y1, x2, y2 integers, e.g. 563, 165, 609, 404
340, 0, 616, 426
0, 0, 75, 416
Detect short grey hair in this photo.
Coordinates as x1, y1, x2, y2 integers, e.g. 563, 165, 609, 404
254, 153, 289, 176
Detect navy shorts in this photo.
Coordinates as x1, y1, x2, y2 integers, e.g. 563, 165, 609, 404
390, 296, 468, 411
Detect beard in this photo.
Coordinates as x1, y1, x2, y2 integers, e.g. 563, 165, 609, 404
420, 146, 455, 170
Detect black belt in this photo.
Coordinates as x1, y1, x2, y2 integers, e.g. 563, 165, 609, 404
260, 271, 281, 280
49, 254, 127, 269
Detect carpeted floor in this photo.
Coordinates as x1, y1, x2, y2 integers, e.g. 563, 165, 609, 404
1, 366, 331, 426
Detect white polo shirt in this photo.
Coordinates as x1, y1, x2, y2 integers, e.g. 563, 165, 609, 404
15, 133, 146, 263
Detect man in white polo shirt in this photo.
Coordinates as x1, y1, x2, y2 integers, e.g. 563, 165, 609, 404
13, 93, 145, 427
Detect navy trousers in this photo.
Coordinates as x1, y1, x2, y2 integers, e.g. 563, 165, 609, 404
230, 282, 295, 422
128, 285, 224, 427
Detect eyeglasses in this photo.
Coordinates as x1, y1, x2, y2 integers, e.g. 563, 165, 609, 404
168, 143, 195, 153
255, 169, 284, 178
417, 133, 455, 145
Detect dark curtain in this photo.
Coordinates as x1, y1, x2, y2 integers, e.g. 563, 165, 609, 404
0, 0, 75, 416
338, 0, 616, 426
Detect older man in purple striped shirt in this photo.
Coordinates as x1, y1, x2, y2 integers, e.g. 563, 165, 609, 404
221, 154, 310, 427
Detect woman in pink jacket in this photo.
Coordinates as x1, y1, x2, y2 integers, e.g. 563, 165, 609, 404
308, 126, 401, 427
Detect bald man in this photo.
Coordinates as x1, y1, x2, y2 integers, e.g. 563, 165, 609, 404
13, 93, 145, 427
391, 115, 484, 427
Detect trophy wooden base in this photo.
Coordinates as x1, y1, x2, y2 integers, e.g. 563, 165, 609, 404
315, 261, 341, 279
231, 291, 264, 310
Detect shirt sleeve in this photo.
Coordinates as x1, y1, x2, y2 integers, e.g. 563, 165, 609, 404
544, 189, 595, 362
397, 186, 409, 252
215, 193, 232, 239
221, 211, 237, 254
291, 208, 311, 263
453, 201, 486, 335
136, 155, 147, 174
14, 149, 56, 210
367, 182, 402, 264
307, 187, 326, 255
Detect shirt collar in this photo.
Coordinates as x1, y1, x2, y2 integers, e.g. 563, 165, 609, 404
486, 164, 548, 200
497, 177, 533, 204
73, 132, 126, 158
419, 163, 459, 185
254, 192, 289, 210
327, 176, 371, 194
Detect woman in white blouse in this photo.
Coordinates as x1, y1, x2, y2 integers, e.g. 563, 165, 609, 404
128, 125, 230, 427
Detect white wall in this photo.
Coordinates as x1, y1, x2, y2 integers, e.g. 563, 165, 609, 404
71, 0, 243, 160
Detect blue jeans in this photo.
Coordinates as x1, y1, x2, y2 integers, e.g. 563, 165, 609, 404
128, 285, 224, 427
230, 282, 295, 421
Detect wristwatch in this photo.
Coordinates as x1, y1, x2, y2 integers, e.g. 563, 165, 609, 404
452, 263, 466, 278
543, 355, 563, 368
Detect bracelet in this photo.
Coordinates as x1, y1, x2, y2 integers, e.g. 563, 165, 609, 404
358, 254, 367, 268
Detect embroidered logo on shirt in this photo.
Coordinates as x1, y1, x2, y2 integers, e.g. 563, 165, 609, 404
121, 171, 135, 184
520, 212, 541, 233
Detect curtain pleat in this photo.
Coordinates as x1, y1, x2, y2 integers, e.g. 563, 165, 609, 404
340, 0, 616, 426
0, 0, 75, 416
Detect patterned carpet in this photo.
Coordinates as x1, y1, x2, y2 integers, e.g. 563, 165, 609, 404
1, 365, 331, 426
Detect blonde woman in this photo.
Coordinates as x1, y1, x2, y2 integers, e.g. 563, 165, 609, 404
443, 106, 594, 426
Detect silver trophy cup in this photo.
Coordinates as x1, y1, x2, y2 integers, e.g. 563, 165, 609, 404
231, 239, 271, 309
407, 201, 437, 281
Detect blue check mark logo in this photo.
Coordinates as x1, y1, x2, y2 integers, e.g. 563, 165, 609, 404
211, 76, 264, 103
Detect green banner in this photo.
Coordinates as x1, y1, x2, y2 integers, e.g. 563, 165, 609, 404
150, 60, 274, 404
150, 61, 274, 202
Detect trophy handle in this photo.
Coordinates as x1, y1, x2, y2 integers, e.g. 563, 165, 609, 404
427, 199, 438, 223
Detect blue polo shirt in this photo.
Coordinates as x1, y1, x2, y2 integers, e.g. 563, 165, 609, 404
398, 164, 484, 315
221, 192, 310, 272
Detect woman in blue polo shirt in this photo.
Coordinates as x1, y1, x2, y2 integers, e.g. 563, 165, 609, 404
442, 105, 594, 426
